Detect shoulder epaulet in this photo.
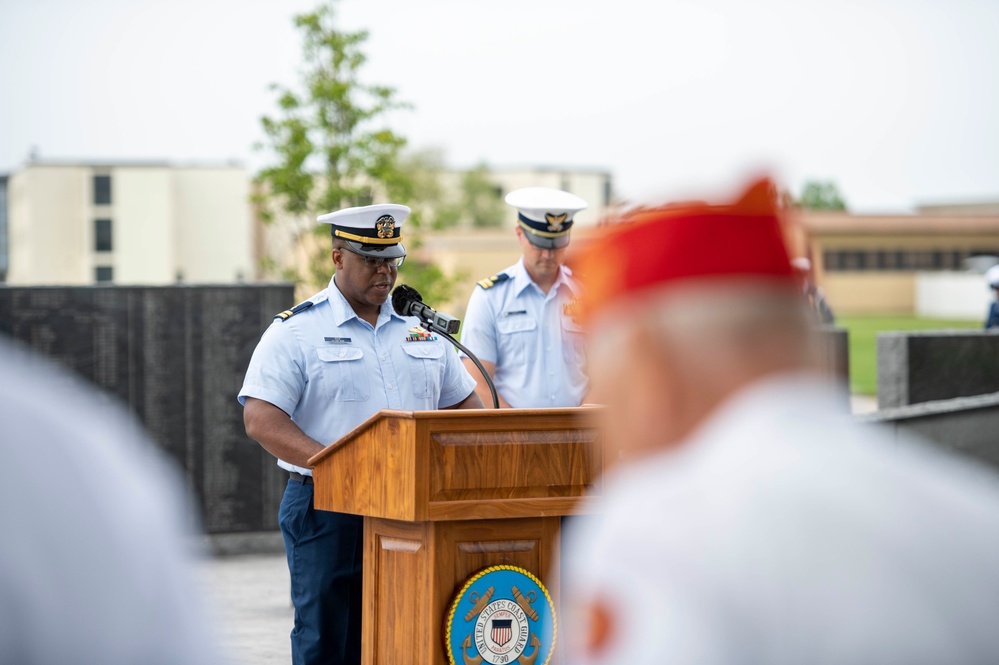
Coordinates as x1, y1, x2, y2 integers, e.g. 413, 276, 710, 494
274, 300, 315, 322
477, 273, 510, 290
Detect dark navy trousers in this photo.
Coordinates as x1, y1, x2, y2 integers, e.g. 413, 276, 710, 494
279, 478, 364, 665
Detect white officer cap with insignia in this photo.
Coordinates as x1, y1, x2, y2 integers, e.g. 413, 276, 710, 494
987, 264, 999, 289
318, 203, 409, 259
505, 187, 587, 249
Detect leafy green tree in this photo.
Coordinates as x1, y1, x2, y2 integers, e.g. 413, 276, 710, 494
395, 149, 460, 231
254, 0, 462, 303
410, 160, 505, 231
459, 163, 506, 228
798, 180, 848, 211
388, 150, 467, 304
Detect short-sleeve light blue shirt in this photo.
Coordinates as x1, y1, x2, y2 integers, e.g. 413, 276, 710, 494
239, 275, 477, 476
460, 259, 587, 408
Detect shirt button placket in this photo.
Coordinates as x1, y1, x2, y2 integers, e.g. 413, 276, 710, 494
375, 333, 400, 409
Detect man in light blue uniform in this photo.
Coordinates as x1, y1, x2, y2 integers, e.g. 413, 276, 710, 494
460, 187, 589, 408
239, 203, 482, 665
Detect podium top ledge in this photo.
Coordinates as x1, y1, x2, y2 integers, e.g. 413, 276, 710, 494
307, 406, 602, 467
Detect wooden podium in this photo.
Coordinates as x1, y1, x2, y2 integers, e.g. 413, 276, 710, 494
308, 407, 602, 665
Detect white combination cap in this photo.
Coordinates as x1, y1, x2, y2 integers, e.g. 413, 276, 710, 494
318, 203, 409, 258
505, 187, 587, 249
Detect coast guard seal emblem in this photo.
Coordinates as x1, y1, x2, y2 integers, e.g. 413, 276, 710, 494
445, 565, 556, 665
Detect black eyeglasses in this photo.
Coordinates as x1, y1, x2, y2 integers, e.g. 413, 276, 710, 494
338, 246, 405, 269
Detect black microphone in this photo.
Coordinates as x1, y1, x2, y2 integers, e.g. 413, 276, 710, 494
391, 284, 461, 335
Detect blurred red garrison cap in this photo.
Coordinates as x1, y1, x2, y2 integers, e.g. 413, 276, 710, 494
572, 177, 796, 325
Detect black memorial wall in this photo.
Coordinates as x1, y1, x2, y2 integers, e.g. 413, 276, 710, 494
0, 285, 294, 533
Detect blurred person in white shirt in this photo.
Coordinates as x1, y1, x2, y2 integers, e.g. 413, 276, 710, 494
561, 178, 999, 665
0, 337, 225, 665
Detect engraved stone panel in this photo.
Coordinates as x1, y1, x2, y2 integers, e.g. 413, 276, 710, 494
878, 330, 999, 409
0, 285, 294, 533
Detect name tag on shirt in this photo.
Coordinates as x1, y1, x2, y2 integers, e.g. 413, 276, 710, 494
324, 336, 352, 344
503, 310, 528, 317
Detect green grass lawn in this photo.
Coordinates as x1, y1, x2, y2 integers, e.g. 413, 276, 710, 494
836, 314, 982, 396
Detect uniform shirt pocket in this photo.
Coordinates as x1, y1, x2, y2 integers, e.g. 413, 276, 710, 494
316, 346, 370, 402
402, 343, 446, 399
496, 315, 537, 366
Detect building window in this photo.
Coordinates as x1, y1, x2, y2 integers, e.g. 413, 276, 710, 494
95, 266, 113, 283
841, 251, 866, 270
823, 250, 841, 271
603, 178, 613, 207
823, 248, 999, 272
913, 251, 934, 269
879, 251, 907, 270
95, 218, 112, 252
93, 175, 111, 205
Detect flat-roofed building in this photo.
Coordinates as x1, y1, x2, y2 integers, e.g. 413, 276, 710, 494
794, 211, 999, 314
3, 160, 253, 285
918, 200, 999, 215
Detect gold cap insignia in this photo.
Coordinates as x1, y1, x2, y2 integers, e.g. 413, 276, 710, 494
545, 212, 567, 232
376, 215, 396, 239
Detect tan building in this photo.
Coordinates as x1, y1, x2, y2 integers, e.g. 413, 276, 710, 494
918, 200, 999, 215
3, 160, 254, 285
792, 211, 999, 314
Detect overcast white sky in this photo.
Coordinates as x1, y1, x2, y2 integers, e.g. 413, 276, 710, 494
2, 0, 997, 211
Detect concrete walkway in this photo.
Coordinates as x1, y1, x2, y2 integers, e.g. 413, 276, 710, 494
198, 552, 293, 665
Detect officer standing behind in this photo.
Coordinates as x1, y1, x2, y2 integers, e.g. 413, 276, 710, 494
460, 187, 589, 408
984, 264, 999, 329
239, 204, 483, 665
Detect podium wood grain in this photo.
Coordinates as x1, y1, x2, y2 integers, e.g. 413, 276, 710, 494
308, 408, 602, 665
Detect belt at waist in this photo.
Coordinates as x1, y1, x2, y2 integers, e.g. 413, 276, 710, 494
289, 472, 313, 484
